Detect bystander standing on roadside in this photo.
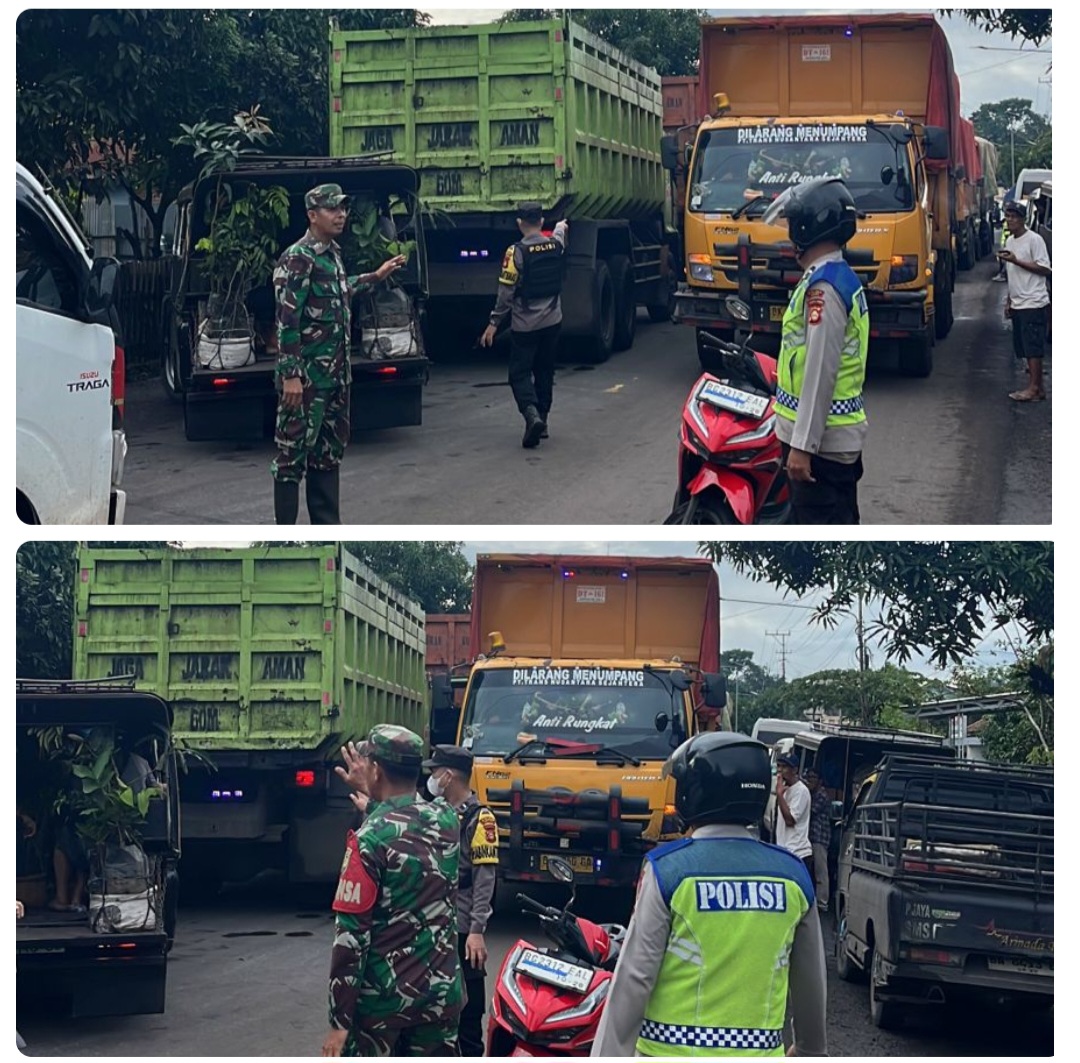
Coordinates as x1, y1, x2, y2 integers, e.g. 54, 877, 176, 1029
774, 754, 814, 882
805, 768, 831, 915
999, 200, 1051, 402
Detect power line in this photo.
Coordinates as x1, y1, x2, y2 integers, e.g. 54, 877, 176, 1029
766, 630, 792, 681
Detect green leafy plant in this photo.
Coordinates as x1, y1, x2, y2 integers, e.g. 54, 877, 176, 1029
340, 200, 416, 276
34, 726, 163, 850
173, 107, 289, 327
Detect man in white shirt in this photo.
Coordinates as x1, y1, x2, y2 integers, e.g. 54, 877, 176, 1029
1000, 200, 1051, 402
774, 753, 814, 880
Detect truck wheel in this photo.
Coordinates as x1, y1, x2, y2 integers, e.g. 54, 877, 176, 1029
869, 947, 904, 1030
609, 255, 637, 352
578, 260, 615, 364
647, 249, 677, 323
898, 333, 933, 378
835, 913, 864, 983
958, 221, 976, 271
934, 264, 954, 340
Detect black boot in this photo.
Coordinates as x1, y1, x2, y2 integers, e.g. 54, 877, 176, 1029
539, 408, 550, 439
306, 468, 341, 524
273, 479, 300, 525
522, 405, 545, 448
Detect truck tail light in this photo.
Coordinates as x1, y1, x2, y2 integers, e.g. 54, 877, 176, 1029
112, 343, 126, 429
295, 771, 316, 788
900, 946, 963, 967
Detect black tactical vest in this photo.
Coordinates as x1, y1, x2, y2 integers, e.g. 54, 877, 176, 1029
516, 238, 564, 300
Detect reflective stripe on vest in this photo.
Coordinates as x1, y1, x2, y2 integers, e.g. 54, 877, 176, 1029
640, 1021, 784, 1053
635, 837, 813, 1058
774, 259, 868, 429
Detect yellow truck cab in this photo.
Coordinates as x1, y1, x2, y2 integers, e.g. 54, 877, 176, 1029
666, 14, 972, 379
453, 555, 725, 887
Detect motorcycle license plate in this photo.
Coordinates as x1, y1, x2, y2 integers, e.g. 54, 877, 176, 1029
987, 956, 1053, 977
515, 949, 593, 993
699, 380, 770, 419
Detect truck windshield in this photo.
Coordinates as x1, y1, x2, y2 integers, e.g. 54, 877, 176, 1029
461, 668, 678, 759
689, 125, 914, 215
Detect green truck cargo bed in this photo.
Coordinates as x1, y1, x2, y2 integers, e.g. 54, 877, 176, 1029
329, 18, 665, 219
73, 546, 427, 754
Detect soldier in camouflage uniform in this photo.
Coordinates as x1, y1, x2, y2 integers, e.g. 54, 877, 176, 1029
272, 183, 406, 525
323, 725, 463, 1057
422, 745, 499, 1057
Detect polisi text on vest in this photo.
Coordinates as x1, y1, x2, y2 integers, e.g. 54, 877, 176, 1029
696, 879, 787, 912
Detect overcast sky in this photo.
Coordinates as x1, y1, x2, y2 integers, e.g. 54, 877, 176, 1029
456, 540, 1024, 681
425, 6, 1053, 117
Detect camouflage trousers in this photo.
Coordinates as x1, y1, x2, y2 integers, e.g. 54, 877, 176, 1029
271, 384, 350, 483
345, 1017, 459, 1057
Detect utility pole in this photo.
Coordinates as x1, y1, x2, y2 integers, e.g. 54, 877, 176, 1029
856, 594, 870, 724
767, 631, 792, 681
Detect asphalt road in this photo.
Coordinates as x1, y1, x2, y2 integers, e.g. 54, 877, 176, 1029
18, 876, 1053, 1057
119, 261, 1050, 525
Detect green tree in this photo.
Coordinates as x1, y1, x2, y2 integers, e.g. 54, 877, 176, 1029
501, 9, 704, 75
16, 9, 426, 255
721, 649, 782, 734
970, 98, 1051, 184
343, 542, 473, 613
778, 665, 939, 729
952, 10, 1051, 46
699, 542, 1053, 669
16, 543, 80, 679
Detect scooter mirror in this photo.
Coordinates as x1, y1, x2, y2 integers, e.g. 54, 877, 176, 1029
546, 856, 575, 884
724, 296, 752, 322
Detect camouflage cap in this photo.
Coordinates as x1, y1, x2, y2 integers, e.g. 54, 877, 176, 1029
357, 724, 424, 767
305, 183, 350, 210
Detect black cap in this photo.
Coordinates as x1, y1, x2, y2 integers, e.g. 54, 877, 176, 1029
422, 744, 474, 775
777, 753, 800, 769
517, 201, 544, 224
1003, 200, 1024, 216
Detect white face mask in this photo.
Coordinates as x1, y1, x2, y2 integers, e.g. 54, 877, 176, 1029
427, 773, 446, 798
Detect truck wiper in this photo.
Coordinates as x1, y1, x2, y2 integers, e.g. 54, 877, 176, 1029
556, 745, 642, 767
504, 739, 551, 764
730, 195, 772, 221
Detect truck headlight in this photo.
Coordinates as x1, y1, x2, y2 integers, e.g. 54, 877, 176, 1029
888, 255, 919, 284
689, 255, 715, 283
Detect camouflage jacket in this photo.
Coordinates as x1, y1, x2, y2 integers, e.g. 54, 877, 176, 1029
329, 792, 463, 1032
273, 231, 373, 388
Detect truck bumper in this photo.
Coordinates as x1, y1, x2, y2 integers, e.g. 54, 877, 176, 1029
183, 357, 428, 441
675, 285, 930, 339
881, 954, 1054, 1003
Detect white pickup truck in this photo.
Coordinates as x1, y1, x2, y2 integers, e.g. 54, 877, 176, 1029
16, 162, 127, 523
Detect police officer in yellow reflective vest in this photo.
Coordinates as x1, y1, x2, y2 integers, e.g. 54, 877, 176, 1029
592, 732, 827, 1057
762, 177, 869, 524
422, 744, 499, 1057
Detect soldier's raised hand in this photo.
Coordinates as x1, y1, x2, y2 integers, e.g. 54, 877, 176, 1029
335, 741, 369, 793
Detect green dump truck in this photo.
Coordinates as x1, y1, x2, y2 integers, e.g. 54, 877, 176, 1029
330, 17, 674, 362
72, 545, 426, 890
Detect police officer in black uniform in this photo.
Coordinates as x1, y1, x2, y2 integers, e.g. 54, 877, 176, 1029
479, 202, 569, 448
422, 745, 500, 1057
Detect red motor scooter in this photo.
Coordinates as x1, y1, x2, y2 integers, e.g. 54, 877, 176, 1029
666, 298, 791, 525
487, 857, 625, 1056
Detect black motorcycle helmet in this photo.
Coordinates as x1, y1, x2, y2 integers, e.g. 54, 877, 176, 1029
762, 177, 858, 253
662, 731, 771, 828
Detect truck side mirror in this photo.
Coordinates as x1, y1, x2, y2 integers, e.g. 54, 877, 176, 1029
924, 126, 949, 161
661, 134, 680, 172
654, 712, 670, 733
702, 673, 727, 708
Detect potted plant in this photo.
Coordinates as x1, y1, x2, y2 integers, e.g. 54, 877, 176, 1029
340, 199, 422, 359
174, 107, 289, 368
36, 726, 166, 932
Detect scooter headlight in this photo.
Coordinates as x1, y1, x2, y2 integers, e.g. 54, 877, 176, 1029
726, 414, 775, 446
499, 945, 527, 1013
541, 979, 610, 1025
